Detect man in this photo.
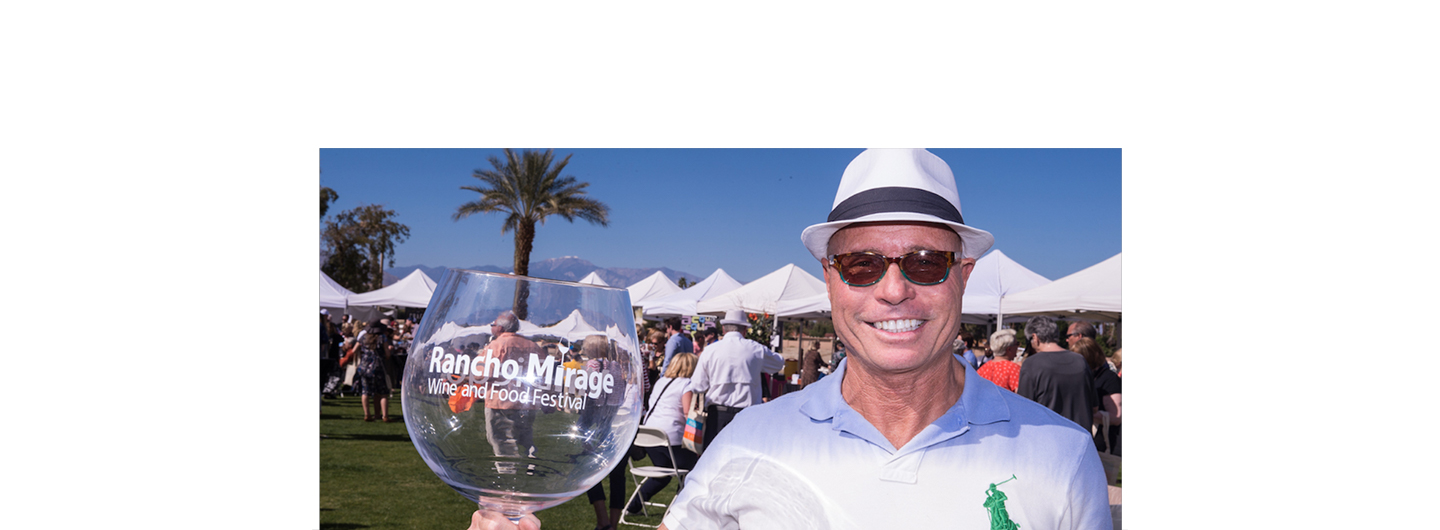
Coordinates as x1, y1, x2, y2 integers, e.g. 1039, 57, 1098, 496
973, 337, 992, 368
659, 149, 1111, 529
700, 327, 719, 350
684, 309, 784, 446
483, 311, 543, 474
955, 331, 979, 369
661, 317, 693, 373
1066, 321, 1097, 350
977, 328, 1022, 392
1017, 315, 1098, 433
465, 149, 1111, 530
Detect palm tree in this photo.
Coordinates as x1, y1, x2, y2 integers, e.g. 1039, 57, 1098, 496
454, 149, 611, 318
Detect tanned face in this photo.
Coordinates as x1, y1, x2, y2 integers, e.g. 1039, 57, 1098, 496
824, 222, 975, 377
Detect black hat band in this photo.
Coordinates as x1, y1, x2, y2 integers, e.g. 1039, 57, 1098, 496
827, 186, 964, 225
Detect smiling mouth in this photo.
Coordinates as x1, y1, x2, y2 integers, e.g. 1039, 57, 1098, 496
868, 319, 924, 333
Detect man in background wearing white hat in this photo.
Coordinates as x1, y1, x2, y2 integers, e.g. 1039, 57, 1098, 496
682, 309, 785, 447
658, 149, 1111, 530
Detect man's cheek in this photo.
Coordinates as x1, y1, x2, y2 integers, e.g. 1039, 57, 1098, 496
831, 319, 865, 350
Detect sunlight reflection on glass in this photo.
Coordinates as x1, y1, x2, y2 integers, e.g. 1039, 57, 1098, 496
401, 269, 643, 520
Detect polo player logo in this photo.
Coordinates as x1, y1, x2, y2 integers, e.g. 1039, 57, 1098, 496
983, 475, 1020, 530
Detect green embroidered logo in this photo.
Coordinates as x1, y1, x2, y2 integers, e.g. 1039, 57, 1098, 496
983, 475, 1020, 530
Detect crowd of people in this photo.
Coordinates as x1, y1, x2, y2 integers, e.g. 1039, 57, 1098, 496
971, 320, 1123, 457
320, 312, 416, 421
636, 318, 843, 405
323, 307, 1121, 529
319, 301, 1121, 529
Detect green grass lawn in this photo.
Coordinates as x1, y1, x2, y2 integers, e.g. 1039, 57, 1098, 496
321, 394, 679, 530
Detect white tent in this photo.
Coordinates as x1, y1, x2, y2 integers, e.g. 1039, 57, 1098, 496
424, 315, 624, 351
960, 249, 1053, 325
349, 269, 438, 309
1001, 253, 1122, 322
641, 268, 745, 318
695, 264, 827, 316
533, 309, 603, 342
425, 315, 576, 349
775, 292, 831, 320
425, 321, 492, 347
320, 270, 355, 314
605, 324, 638, 355
577, 271, 609, 286
625, 271, 682, 308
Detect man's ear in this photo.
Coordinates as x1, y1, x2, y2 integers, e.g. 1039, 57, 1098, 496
956, 258, 977, 289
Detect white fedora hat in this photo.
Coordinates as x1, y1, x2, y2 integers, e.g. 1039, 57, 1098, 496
800, 149, 994, 262
719, 309, 751, 327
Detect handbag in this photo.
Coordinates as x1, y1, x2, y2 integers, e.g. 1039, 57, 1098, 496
682, 390, 707, 455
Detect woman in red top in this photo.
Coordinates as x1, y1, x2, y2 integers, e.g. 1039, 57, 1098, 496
977, 329, 1021, 392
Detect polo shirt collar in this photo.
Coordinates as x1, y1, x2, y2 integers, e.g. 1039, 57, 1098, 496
798, 355, 1012, 454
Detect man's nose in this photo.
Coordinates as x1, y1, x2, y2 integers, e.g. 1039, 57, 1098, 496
873, 262, 915, 305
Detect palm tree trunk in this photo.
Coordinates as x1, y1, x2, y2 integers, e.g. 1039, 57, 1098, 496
511, 221, 537, 319
513, 221, 535, 277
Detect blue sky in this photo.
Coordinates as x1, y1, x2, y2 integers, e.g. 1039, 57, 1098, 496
319, 148, 1120, 284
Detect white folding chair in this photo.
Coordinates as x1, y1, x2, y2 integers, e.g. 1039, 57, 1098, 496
619, 426, 691, 528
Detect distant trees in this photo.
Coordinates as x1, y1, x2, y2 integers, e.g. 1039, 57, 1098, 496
322, 204, 411, 292
677, 277, 692, 289
321, 186, 338, 218
802, 319, 835, 338
454, 149, 610, 318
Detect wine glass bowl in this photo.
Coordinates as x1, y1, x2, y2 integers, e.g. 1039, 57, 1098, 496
401, 269, 644, 520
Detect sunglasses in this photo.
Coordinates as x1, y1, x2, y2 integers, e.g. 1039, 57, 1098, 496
828, 250, 956, 287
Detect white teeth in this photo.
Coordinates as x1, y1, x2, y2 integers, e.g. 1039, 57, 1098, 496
870, 319, 922, 333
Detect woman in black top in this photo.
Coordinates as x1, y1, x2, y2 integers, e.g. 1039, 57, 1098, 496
1073, 337, 1121, 455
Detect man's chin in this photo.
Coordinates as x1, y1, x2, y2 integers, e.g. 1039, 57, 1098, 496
847, 349, 951, 375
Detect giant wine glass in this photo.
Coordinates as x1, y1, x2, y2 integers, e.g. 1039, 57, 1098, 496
401, 270, 644, 521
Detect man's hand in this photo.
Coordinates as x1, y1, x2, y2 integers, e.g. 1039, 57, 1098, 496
466, 509, 540, 530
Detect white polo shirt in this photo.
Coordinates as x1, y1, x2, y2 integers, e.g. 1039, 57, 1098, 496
663, 358, 1112, 530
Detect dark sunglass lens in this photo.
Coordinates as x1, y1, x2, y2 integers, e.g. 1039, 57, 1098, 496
837, 254, 885, 285
901, 252, 949, 284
